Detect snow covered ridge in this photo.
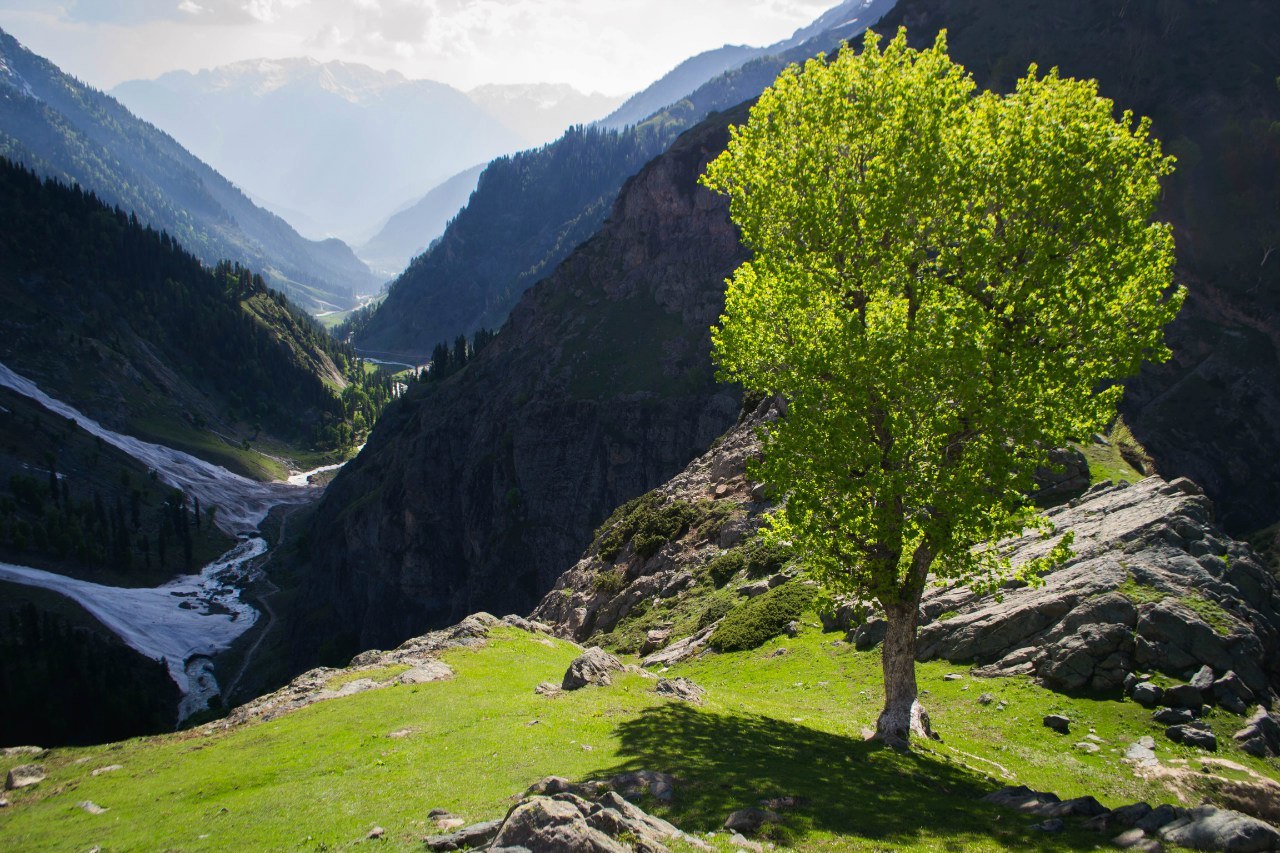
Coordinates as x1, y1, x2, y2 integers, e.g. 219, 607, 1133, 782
0, 362, 315, 536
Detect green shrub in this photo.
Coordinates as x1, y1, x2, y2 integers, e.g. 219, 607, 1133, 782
697, 596, 735, 630
592, 568, 625, 596
704, 550, 746, 587
593, 492, 699, 561
709, 582, 816, 652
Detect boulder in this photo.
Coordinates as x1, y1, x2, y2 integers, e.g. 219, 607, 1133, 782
1159, 805, 1280, 852
1164, 683, 1205, 710
1233, 707, 1280, 759
982, 786, 1061, 813
490, 796, 627, 852
1190, 665, 1217, 692
1153, 707, 1195, 725
1132, 682, 1164, 707
641, 629, 671, 654
1136, 804, 1183, 833
425, 819, 503, 851
4, 764, 44, 790
655, 678, 705, 705
1166, 724, 1217, 751
562, 648, 624, 691
1214, 672, 1255, 710
609, 770, 676, 804
724, 807, 781, 835
1044, 714, 1071, 734
399, 660, 454, 684
1085, 802, 1153, 833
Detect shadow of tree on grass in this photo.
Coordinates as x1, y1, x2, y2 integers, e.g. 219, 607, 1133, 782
588, 703, 1101, 850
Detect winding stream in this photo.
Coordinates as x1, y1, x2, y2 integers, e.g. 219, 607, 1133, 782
0, 362, 348, 721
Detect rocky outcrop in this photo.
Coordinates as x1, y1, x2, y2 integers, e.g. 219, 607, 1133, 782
287, 105, 747, 668
562, 648, 623, 690
221, 613, 512, 727
907, 478, 1280, 699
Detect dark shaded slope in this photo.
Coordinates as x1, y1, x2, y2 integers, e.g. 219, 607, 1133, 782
0, 29, 376, 311
875, 0, 1280, 532
285, 107, 750, 664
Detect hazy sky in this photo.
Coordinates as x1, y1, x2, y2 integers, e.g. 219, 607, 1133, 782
0, 0, 839, 94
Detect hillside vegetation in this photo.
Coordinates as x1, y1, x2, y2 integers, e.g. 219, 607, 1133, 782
3, 622, 1276, 850
0, 158, 390, 476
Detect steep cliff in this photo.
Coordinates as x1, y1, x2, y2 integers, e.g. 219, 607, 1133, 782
286, 107, 749, 663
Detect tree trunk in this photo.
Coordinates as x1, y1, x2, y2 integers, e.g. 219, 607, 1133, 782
874, 599, 936, 748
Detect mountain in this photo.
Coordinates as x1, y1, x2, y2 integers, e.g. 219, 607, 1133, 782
357, 164, 487, 280
282, 105, 748, 665
467, 83, 626, 149
599, 0, 897, 130
354, 0, 895, 358
0, 30, 377, 312
294, 0, 1280, 682
111, 59, 529, 246
0, 157, 389, 479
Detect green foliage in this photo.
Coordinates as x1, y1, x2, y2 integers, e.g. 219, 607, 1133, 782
702, 29, 1182, 610
709, 582, 816, 652
696, 595, 735, 630
704, 534, 795, 589
592, 568, 625, 597
704, 549, 745, 587
1115, 575, 1168, 606
593, 493, 700, 562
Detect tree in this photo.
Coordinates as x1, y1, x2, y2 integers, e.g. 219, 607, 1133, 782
701, 29, 1183, 747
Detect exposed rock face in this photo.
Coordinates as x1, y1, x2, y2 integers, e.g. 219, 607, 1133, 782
533, 397, 775, 640
910, 478, 1280, 699
288, 106, 747, 666
485, 790, 693, 853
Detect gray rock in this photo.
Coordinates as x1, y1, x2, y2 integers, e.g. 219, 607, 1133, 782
1086, 802, 1153, 833
490, 796, 627, 852
1076, 741, 1101, 754
562, 647, 623, 691
424, 819, 504, 851
1043, 714, 1071, 734
0, 747, 43, 758
642, 629, 671, 654
641, 623, 717, 668
944, 673, 964, 681
737, 580, 771, 598
724, 807, 780, 836
1126, 740, 1159, 766
655, 677, 706, 705
1159, 805, 1280, 852
78, 801, 108, 815
1137, 804, 1183, 833
1190, 665, 1216, 692
978, 692, 996, 705
853, 618, 887, 650
1233, 707, 1280, 758
1039, 796, 1110, 819
399, 660, 454, 684
1032, 818, 1065, 832
1132, 682, 1164, 707
1166, 724, 1217, 751
1111, 828, 1148, 849
1165, 683, 1205, 710
4, 764, 44, 790
1214, 672, 1256, 706
982, 786, 1061, 813
784, 620, 800, 637
1153, 707, 1195, 725
536, 681, 562, 696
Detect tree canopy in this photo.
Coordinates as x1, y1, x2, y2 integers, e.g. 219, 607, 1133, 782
701, 28, 1183, 745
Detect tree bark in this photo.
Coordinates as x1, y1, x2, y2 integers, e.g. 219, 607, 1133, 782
873, 598, 936, 748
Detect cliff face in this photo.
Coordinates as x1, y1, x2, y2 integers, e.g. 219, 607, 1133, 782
287, 107, 749, 662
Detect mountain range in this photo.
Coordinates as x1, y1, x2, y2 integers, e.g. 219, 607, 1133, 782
293, 0, 1280, 678
353, 0, 897, 358
112, 61, 623, 255
0, 29, 378, 312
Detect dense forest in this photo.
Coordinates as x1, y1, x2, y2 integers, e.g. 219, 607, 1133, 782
0, 593, 179, 745
0, 157, 390, 454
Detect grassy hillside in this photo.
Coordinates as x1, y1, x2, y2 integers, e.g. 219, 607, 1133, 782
3, 624, 1275, 850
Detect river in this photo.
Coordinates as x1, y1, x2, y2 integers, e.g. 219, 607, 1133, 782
0, 362, 349, 721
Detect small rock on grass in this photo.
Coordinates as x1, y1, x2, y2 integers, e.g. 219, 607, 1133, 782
1031, 818, 1064, 832
91, 765, 123, 776
730, 833, 765, 852
724, 807, 781, 835
1043, 714, 1071, 734
1075, 741, 1101, 754
78, 801, 108, 815
4, 764, 44, 790
534, 681, 561, 696
366, 826, 385, 840
978, 692, 995, 705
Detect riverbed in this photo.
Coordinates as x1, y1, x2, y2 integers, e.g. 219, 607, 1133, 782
0, 362, 347, 721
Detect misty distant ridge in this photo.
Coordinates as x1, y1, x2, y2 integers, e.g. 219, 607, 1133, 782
112, 59, 625, 247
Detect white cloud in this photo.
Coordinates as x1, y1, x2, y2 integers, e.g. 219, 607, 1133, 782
0, 0, 851, 93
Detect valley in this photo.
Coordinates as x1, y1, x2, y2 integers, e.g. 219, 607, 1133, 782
0, 0, 1278, 849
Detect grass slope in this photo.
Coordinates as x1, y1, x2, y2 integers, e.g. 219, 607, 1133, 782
3, 625, 1275, 851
